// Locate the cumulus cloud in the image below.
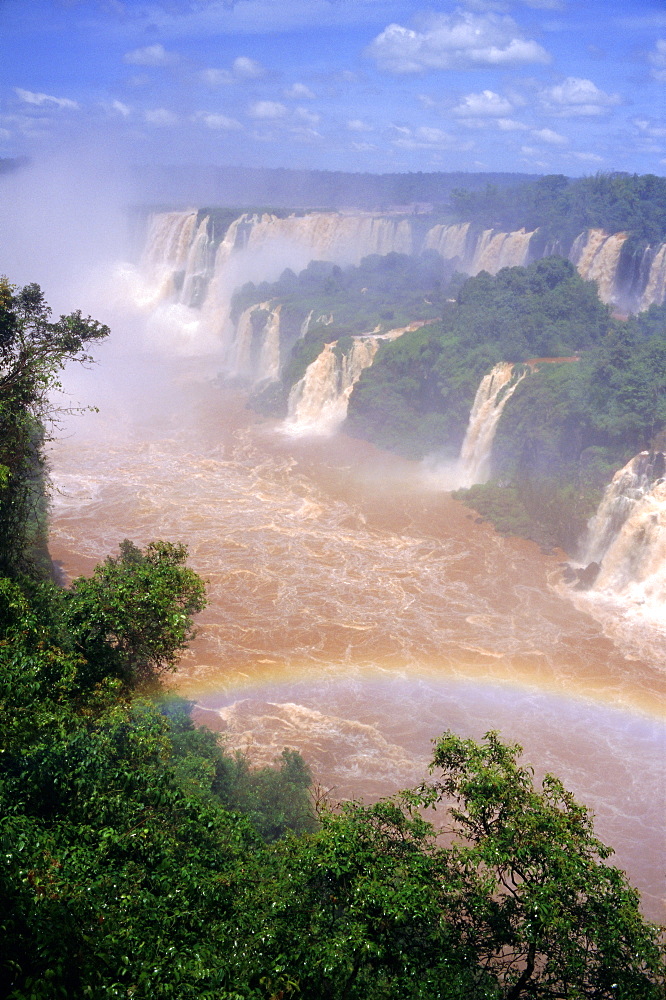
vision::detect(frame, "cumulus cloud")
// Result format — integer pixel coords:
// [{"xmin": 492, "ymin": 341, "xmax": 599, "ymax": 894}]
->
[
  {"xmin": 249, "ymin": 101, "xmax": 287, "ymax": 119},
  {"xmin": 453, "ymin": 89, "xmax": 513, "ymax": 116},
  {"xmin": 144, "ymin": 108, "xmax": 178, "ymax": 125},
  {"xmin": 295, "ymin": 107, "xmax": 320, "ymax": 125},
  {"xmin": 200, "ymin": 68, "xmax": 233, "ymax": 87},
  {"xmin": 634, "ymin": 117, "xmax": 666, "ymax": 138},
  {"xmin": 392, "ymin": 125, "xmax": 471, "ymax": 150},
  {"xmin": 532, "ymin": 127, "xmax": 568, "ymax": 145},
  {"xmin": 648, "ymin": 39, "xmax": 666, "ymax": 82},
  {"xmin": 111, "ymin": 100, "xmax": 131, "ymax": 117},
  {"xmin": 232, "ymin": 56, "xmax": 265, "ymax": 79},
  {"xmin": 285, "ymin": 83, "xmax": 315, "ymax": 99},
  {"xmin": 540, "ymin": 77, "xmax": 621, "ymax": 116},
  {"xmin": 497, "ymin": 118, "xmax": 528, "ymax": 130},
  {"xmin": 124, "ymin": 43, "xmax": 177, "ymax": 67},
  {"xmin": 193, "ymin": 111, "xmax": 242, "ymax": 130},
  {"xmin": 15, "ymin": 88, "xmax": 78, "ymax": 109},
  {"xmin": 571, "ymin": 151, "xmax": 604, "ymax": 163},
  {"xmin": 347, "ymin": 119, "xmax": 373, "ymax": 132},
  {"xmin": 366, "ymin": 12, "xmax": 550, "ymax": 73}
]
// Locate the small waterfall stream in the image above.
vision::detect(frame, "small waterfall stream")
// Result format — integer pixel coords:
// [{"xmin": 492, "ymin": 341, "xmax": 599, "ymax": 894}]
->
[{"xmin": 456, "ymin": 363, "xmax": 527, "ymax": 487}]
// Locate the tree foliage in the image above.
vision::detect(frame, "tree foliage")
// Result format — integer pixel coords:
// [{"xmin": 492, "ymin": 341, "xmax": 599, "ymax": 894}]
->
[
  {"xmin": 63, "ymin": 539, "xmax": 207, "ymax": 687},
  {"xmin": 450, "ymin": 172, "xmax": 666, "ymax": 248},
  {"xmin": 0, "ymin": 278, "xmax": 109, "ymax": 577}
]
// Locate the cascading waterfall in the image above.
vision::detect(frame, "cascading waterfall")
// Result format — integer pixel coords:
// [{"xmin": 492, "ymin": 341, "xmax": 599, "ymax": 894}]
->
[
  {"xmin": 422, "ymin": 223, "xmax": 472, "ymax": 263},
  {"xmin": 141, "ymin": 211, "xmax": 198, "ymax": 276},
  {"xmin": 284, "ymin": 321, "xmax": 429, "ymax": 436},
  {"xmin": 180, "ymin": 216, "xmax": 213, "ymax": 307},
  {"xmin": 457, "ymin": 363, "xmax": 527, "ymax": 487},
  {"xmin": 126, "ymin": 211, "xmax": 666, "ymax": 363},
  {"xmin": 569, "ymin": 229, "xmax": 629, "ymax": 307},
  {"xmin": 469, "ymin": 228, "xmax": 536, "ymax": 274},
  {"xmin": 578, "ymin": 452, "xmax": 666, "ymax": 612},
  {"xmin": 639, "ymin": 243, "xmax": 666, "ymax": 313},
  {"xmin": 227, "ymin": 301, "xmax": 282, "ymax": 381},
  {"xmin": 284, "ymin": 337, "xmax": 381, "ymax": 436}
]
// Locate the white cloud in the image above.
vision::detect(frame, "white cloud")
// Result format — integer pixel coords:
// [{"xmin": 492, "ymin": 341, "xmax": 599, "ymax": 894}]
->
[
  {"xmin": 532, "ymin": 127, "xmax": 568, "ymax": 145},
  {"xmin": 453, "ymin": 89, "xmax": 513, "ymax": 116},
  {"xmin": 497, "ymin": 118, "xmax": 528, "ymax": 130},
  {"xmin": 634, "ymin": 117, "xmax": 666, "ymax": 138},
  {"xmin": 111, "ymin": 100, "xmax": 131, "ymax": 117},
  {"xmin": 295, "ymin": 107, "xmax": 320, "ymax": 125},
  {"xmin": 285, "ymin": 83, "xmax": 315, "ymax": 100},
  {"xmin": 366, "ymin": 12, "xmax": 550, "ymax": 73},
  {"xmin": 392, "ymin": 125, "xmax": 471, "ymax": 150},
  {"xmin": 540, "ymin": 77, "xmax": 621, "ymax": 116},
  {"xmin": 571, "ymin": 151, "xmax": 604, "ymax": 163},
  {"xmin": 200, "ymin": 68, "xmax": 233, "ymax": 87},
  {"xmin": 193, "ymin": 111, "xmax": 242, "ymax": 130},
  {"xmin": 648, "ymin": 39, "xmax": 666, "ymax": 82},
  {"xmin": 15, "ymin": 88, "xmax": 78, "ymax": 110},
  {"xmin": 249, "ymin": 101, "xmax": 287, "ymax": 119},
  {"xmin": 144, "ymin": 108, "xmax": 178, "ymax": 126},
  {"xmin": 347, "ymin": 119, "xmax": 373, "ymax": 132},
  {"xmin": 124, "ymin": 43, "xmax": 177, "ymax": 67},
  {"xmin": 232, "ymin": 56, "xmax": 265, "ymax": 79}
]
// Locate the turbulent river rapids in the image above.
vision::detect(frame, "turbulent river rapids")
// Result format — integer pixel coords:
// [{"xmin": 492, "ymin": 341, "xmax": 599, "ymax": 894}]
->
[{"xmin": 49, "ymin": 352, "xmax": 664, "ymax": 920}]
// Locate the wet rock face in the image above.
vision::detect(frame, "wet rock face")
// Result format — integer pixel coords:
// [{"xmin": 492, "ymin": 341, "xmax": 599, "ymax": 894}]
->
[
  {"xmin": 561, "ymin": 561, "xmax": 601, "ymax": 589},
  {"xmin": 573, "ymin": 561, "xmax": 602, "ymax": 590}
]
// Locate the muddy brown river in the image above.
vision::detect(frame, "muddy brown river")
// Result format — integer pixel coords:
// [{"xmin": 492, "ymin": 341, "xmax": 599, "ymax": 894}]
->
[{"xmin": 49, "ymin": 353, "xmax": 665, "ymax": 920}]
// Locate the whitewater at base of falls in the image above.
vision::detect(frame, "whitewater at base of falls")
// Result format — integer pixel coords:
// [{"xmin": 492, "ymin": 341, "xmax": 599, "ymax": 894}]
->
[{"xmin": 560, "ymin": 451, "xmax": 666, "ymax": 669}]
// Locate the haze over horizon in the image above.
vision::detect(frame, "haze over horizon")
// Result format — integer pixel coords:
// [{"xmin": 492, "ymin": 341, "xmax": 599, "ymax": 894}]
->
[{"xmin": 1, "ymin": 0, "xmax": 665, "ymax": 178}]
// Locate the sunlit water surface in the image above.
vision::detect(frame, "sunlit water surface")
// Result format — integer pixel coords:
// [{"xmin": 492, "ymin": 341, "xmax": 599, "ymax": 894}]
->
[{"xmin": 49, "ymin": 355, "xmax": 665, "ymax": 920}]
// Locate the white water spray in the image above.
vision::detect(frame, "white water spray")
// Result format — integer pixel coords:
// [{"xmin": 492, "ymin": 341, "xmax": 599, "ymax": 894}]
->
[
  {"xmin": 580, "ymin": 452, "xmax": 666, "ymax": 614},
  {"xmin": 284, "ymin": 337, "xmax": 381, "ymax": 436},
  {"xmin": 456, "ymin": 363, "xmax": 527, "ymax": 487}
]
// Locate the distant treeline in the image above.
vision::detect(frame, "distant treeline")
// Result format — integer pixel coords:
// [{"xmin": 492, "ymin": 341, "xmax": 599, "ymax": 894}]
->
[
  {"xmin": 450, "ymin": 172, "xmax": 666, "ymax": 248},
  {"xmin": 132, "ymin": 164, "xmax": 541, "ymax": 210}
]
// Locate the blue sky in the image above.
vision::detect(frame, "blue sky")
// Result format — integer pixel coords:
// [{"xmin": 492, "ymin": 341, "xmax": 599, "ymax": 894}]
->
[{"xmin": 1, "ymin": 0, "xmax": 665, "ymax": 176}]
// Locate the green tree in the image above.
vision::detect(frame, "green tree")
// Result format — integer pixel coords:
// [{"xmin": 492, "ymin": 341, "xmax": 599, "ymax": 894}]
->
[
  {"xmin": 64, "ymin": 539, "xmax": 207, "ymax": 687},
  {"xmin": 417, "ymin": 731, "xmax": 665, "ymax": 999},
  {"xmin": 0, "ymin": 278, "xmax": 109, "ymax": 577}
]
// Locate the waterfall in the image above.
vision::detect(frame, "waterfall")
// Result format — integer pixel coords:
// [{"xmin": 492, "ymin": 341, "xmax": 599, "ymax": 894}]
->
[
  {"xmin": 129, "ymin": 212, "xmax": 666, "ymax": 363},
  {"xmin": 227, "ymin": 301, "xmax": 282, "ymax": 381},
  {"xmin": 422, "ymin": 223, "xmax": 472, "ymax": 263},
  {"xmin": 639, "ymin": 243, "xmax": 666, "ymax": 312},
  {"xmin": 422, "ymin": 224, "xmax": 536, "ymax": 276},
  {"xmin": 569, "ymin": 229, "xmax": 629, "ymax": 306},
  {"xmin": 284, "ymin": 337, "xmax": 381, "ymax": 436},
  {"xmin": 236, "ymin": 212, "xmax": 413, "ymax": 267},
  {"xmin": 141, "ymin": 211, "xmax": 198, "ymax": 274},
  {"xmin": 457, "ymin": 363, "xmax": 527, "ymax": 486},
  {"xmin": 579, "ymin": 452, "xmax": 666, "ymax": 610},
  {"xmin": 469, "ymin": 229, "xmax": 536, "ymax": 274},
  {"xmin": 180, "ymin": 215, "xmax": 212, "ymax": 307}
]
